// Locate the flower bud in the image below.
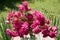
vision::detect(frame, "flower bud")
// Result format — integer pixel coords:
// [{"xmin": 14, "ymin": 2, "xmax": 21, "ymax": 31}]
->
[
  {"xmin": 22, "ymin": 1, "xmax": 28, "ymax": 7},
  {"xmin": 18, "ymin": 5, "xmax": 24, "ymax": 12},
  {"xmin": 26, "ymin": 14, "xmax": 33, "ymax": 21},
  {"xmin": 7, "ymin": 11, "xmax": 14, "ymax": 21},
  {"xmin": 6, "ymin": 29, "xmax": 12, "ymax": 36},
  {"xmin": 46, "ymin": 19, "xmax": 50, "ymax": 24},
  {"xmin": 14, "ymin": 11, "xmax": 21, "ymax": 18},
  {"xmin": 52, "ymin": 26, "xmax": 57, "ymax": 31}
]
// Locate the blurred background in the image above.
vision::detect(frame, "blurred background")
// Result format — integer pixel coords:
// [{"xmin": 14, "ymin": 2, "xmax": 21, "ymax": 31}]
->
[{"xmin": 0, "ymin": 0, "xmax": 60, "ymax": 40}]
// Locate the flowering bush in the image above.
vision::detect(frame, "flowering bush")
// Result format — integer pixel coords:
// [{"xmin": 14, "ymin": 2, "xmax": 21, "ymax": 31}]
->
[{"xmin": 6, "ymin": 1, "xmax": 57, "ymax": 38}]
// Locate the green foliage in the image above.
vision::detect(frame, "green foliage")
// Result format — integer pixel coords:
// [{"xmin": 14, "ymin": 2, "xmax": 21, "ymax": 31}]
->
[{"xmin": 0, "ymin": 17, "xmax": 11, "ymax": 40}]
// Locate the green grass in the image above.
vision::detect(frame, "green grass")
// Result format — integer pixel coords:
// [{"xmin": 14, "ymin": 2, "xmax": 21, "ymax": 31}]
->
[
  {"xmin": 0, "ymin": 17, "xmax": 12, "ymax": 40},
  {"xmin": 0, "ymin": 0, "xmax": 60, "ymax": 17}
]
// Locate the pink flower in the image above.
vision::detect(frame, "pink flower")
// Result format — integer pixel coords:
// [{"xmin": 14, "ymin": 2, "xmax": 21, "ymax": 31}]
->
[
  {"xmin": 18, "ymin": 32, "xmax": 24, "ymax": 37},
  {"xmin": 33, "ymin": 20, "xmax": 40, "ymax": 25},
  {"xmin": 6, "ymin": 29, "xmax": 12, "ymax": 36},
  {"xmin": 32, "ymin": 10, "xmax": 45, "ymax": 26},
  {"xmin": 38, "ymin": 14, "xmax": 45, "ymax": 26},
  {"xmin": 42, "ymin": 29, "xmax": 49, "ymax": 37},
  {"xmin": 44, "ymin": 25, "xmax": 49, "ymax": 30},
  {"xmin": 49, "ymin": 26, "xmax": 52, "ymax": 30},
  {"xmin": 52, "ymin": 26, "xmax": 57, "ymax": 31},
  {"xmin": 18, "ymin": 5, "xmax": 24, "ymax": 12},
  {"xmin": 39, "ymin": 18, "xmax": 45, "ymax": 26},
  {"xmin": 19, "ymin": 27, "xmax": 29, "ymax": 35},
  {"xmin": 32, "ymin": 10, "xmax": 40, "ymax": 16},
  {"xmin": 43, "ymin": 34, "xmax": 48, "ymax": 37},
  {"xmin": 30, "ymin": 23, "xmax": 37, "ymax": 29},
  {"xmin": 46, "ymin": 19, "xmax": 50, "ymax": 24},
  {"xmin": 22, "ymin": 1, "xmax": 30, "ymax": 12},
  {"xmin": 49, "ymin": 26, "xmax": 57, "ymax": 31},
  {"xmin": 22, "ymin": 21, "xmax": 29, "ymax": 28},
  {"xmin": 54, "ymin": 31, "xmax": 57, "ymax": 34},
  {"xmin": 30, "ymin": 20, "xmax": 40, "ymax": 29},
  {"xmin": 13, "ymin": 19, "xmax": 22, "ymax": 29},
  {"xmin": 24, "ymin": 6, "xmax": 29, "ymax": 12},
  {"xmin": 7, "ymin": 11, "xmax": 14, "ymax": 21},
  {"xmin": 22, "ymin": 1, "xmax": 28, "ymax": 7},
  {"xmin": 33, "ymin": 26, "xmax": 41, "ymax": 34},
  {"xmin": 26, "ymin": 14, "xmax": 33, "ymax": 21},
  {"xmin": 14, "ymin": 11, "xmax": 21, "ymax": 18},
  {"xmin": 49, "ymin": 32, "xmax": 56, "ymax": 38},
  {"xmin": 11, "ymin": 31, "xmax": 18, "ymax": 37}
]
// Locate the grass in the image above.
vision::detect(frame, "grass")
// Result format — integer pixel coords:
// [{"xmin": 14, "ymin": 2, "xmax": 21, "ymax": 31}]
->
[
  {"xmin": 0, "ymin": 0, "xmax": 60, "ymax": 40},
  {"xmin": 0, "ymin": 0, "xmax": 60, "ymax": 17},
  {"xmin": 0, "ymin": 17, "xmax": 12, "ymax": 40}
]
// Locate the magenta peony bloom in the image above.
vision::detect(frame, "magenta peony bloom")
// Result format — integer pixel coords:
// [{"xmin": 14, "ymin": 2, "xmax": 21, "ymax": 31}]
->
[
  {"xmin": 11, "ymin": 31, "xmax": 18, "ymax": 37},
  {"xmin": 32, "ymin": 26, "xmax": 41, "ymax": 34},
  {"xmin": 33, "ymin": 10, "xmax": 45, "ymax": 26},
  {"xmin": 30, "ymin": 23, "xmax": 37, "ymax": 29},
  {"xmin": 14, "ymin": 11, "xmax": 21, "ymax": 18},
  {"xmin": 39, "ymin": 15, "xmax": 45, "ymax": 26},
  {"xmin": 24, "ymin": 6, "xmax": 29, "ymax": 12},
  {"xmin": 49, "ymin": 26, "xmax": 57, "ymax": 31},
  {"xmin": 19, "ymin": 26, "xmax": 29, "ymax": 35},
  {"xmin": 30, "ymin": 20, "xmax": 40, "ymax": 29},
  {"xmin": 13, "ymin": 19, "xmax": 22, "ymax": 29},
  {"xmin": 44, "ymin": 25, "xmax": 49, "ymax": 30},
  {"xmin": 46, "ymin": 19, "xmax": 50, "ymax": 24},
  {"xmin": 22, "ymin": 21, "xmax": 29, "ymax": 28},
  {"xmin": 18, "ymin": 32, "xmax": 24, "ymax": 37},
  {"xmin": 18, "ymin": 5, "xmax": 24, "ymax": 12},
  {"xmin": 22, "ymin": 1, "xmax": 28, "ymax": 7},
  {"xmin": 6, "ymin": 29, "xmax": 12, "ymax": 36},
  {"xmin": 49, "ymin": 26, "xmax": 52, "ymax": 30},
  {"xmin": 32, "ymin": 10, "xmax": 39, "ymax": 16},
  {"xmin": 49, "ymin": 32, "xmax": 56, "ymax": 38},
  {"xmin": 42, "ymin": 29, "xmax": 49, "ymax": 37},
  {"xmin": 33, "ymin": 20, "xmax": 40, "ymax": 25},
  {"xmin": 52, "ymin": 26, "xmax": 57, "ymax": 31},
  {"xmin": 26, "ymin": 14, "xmax": 33, "ymax": 21},
  {"xmin": 32, "ymin": 10, "xmax": 41, "ymax": 18},
  {"xmin": 7, "ymin": 11, "xmax": 14, "ymax": 21}
]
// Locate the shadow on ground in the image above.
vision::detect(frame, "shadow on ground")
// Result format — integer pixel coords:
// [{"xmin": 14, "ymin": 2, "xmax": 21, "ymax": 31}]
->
[{"xmin": 0, "ymin": 0, "xmax": 25, "ymax": 12}]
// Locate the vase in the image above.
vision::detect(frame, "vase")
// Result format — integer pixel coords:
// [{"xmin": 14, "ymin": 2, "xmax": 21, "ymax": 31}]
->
[
  {"xmin": 11, "ymin": 34, "xmax": 36, "ymax": 40},
  {"xmin": 11, "ymin": 33, "xmax": 56, "ymax": 40},
  {"xmin": 11, "ymin": 36, "xmax": 36, "ymax": 40}
]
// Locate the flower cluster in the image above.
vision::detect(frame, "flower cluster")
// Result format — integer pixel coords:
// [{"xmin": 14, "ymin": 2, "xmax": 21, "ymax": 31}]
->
[{"xmin": 6, "ymin": 1, "xmax": 57, "ymax": 38}]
